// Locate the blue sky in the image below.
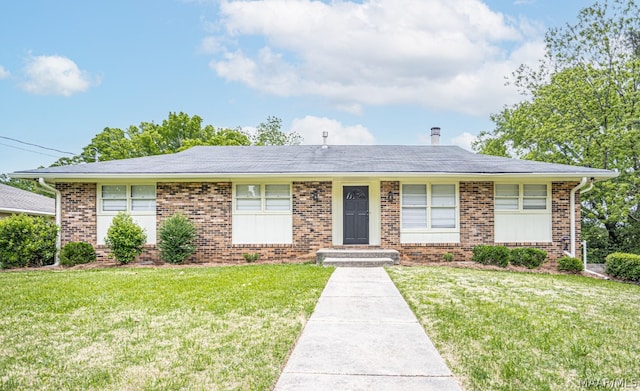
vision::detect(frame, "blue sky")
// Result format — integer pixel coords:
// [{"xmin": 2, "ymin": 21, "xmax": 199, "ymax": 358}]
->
[{"xmin": 0, "ymin": 0, "xmax": 588, "ymax": 175}]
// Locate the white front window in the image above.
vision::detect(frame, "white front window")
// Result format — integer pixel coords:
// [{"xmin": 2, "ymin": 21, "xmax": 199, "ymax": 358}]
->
[
  {"xmin": 400, "ymin": 183, "xmax": 459, "ymax": 244},
  {"xmin": 233, "ymin": 183, "xmax": 293, "ymax": 244},
  {"xmin": 265, "ymin": 184, "xmax": 291, "ymax": 211},
  {"xmin": 235, "ymin": 184, "xmax": 291, "ymax": 212},
  {"xmin": 236, "ymin": 184, "xmax": 262, "ymax": 211},
  {"xmin": 100, "ymin": 184, "xmax": 156, "ymax": 214},
  {"xmin": 97, "ymin": 184, "xmax": 156, "ymax": 245},
  {"xmin": 101, "ymin": 185, "xmax": 127, "ymax": 212},
  {"xmin": 131, "ymin": 185, "xmax": 156, "ymax": 212},
  {"xmin": 401, "ymin": 184, "xmax": 457, "ymax": 229},
  {"xmin": 494, "ymin": 183, "xmax": 551, "ymax": 243},
  {"xmin": 495, "ymin": 184, "xmax": 548, "ymax": 211},
  {"xmin": 401, "ymin": 184, "xmax": 427, "ymax": 228}
]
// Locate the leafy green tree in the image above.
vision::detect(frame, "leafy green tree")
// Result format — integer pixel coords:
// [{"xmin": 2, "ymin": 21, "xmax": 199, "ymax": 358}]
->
[
  {"xmin": 475, "ymin": 0, "xmax": 640, "ymax": 260},
  {"xmin": 53, "ymin": 112, "xmax": 251, "ymax": 165},
  {"xmin": 50, "ymin": 113, "xmax": 303, "ymax": 167},
  {"xmin": 251, "ymin": 116, "xmax": 302, "ymax": 146}
]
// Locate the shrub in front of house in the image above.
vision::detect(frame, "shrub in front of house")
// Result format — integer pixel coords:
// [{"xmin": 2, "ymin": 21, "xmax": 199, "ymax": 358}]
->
[
  {"xmin": 605, "ymin": 252, "xmax": 640, "ymax": 282},
  {"xmin": 472, "ymin": 245, "xmax": 510, "ymax": 267},
  {"xmin": 243, "ymin": 253, "xmax": 260, "ymax": 263},
  {"xmin": 60, "ymin": 242, "xmax": 97, "ymax": 267},
  {"xmin": 557, "ymin": 256, "xmax": 583, "ymax": 273},
  {"xmin": 442, "ymin": 252, "xmax": 454, "ymax": 262},
  {"xmin": 158, "ymin": 213, "xmax": 197, "ymax": 264},
  {"xmin": 0, "ymin": 214, "xmax": 58, "ymax": 269},
  {"xmin": 105, "ymin": 212, "xmax": 147, "ymax": 264},
  {"xmin": 510, "ymin": 248, "xmax": 548, "ymax": 269}
]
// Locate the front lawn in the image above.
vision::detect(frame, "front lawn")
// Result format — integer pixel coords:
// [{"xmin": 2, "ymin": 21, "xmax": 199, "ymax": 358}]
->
[
  {"xmin": 0, "ymin": 265, "xmax": 333, "ymax": 391},
  {"xmin": 388, "ymin": 267, "xmax": 640, "ymax": 391}
]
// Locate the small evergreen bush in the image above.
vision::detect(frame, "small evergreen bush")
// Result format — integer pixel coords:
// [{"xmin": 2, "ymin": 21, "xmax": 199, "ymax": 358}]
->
[
  {"xmin": 510, "ymin": 248, "xmax": 548, "ymax": 269},
  {"xmin": 158, "ymin": 213, "xmax": 197, "ymax": 264},
  {"xmin": 243, "ymin": 253, "xmax": 260, "ymax": 263},
  {"xmin": 60, "ymin": 242, "xmax": 96, "ymax": 266},
  {"xmin": 557, "ymin": 256, "xmax": 583, "ymax": 273},
  {"xmin": 605, "ymin": 252, "xmax": 640, "ymax": 282},
  {"xmin": 472, "ymin": 245, "xmax": 510, "ymax": 267},
  {"xmin": 0, "ymin": 214, "xmax": 58, "ymax": 268},
  {"xmin": 442, "ymin": 252, "xmax": 454, "ymax": 262},
  {"xmin": 105, "ymin": 212, "xmax": 147, "ymax": 264}
]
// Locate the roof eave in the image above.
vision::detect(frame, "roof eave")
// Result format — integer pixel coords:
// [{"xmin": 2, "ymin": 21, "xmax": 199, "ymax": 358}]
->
[
  {"xmin": 0, "ymin": 207, "xmax": 55, "ymax": 216},
  {"xmin": 11, "ymin": 171, "xmax": 618, "ymax": 182}
]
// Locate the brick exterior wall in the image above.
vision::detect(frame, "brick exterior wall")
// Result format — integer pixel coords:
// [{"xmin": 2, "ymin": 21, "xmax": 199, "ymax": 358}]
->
[
  {"xmin": 380, "ymin": 181, "xmax": 400, "ymax": 248},
  {"xmin": 58, "ymin": 183, "xmax": 97, "ymax": 246},
  {"xmin": 392, "ymin": 181, "xmax": 496, "ymax": 262},
  {"xmin": 55, "ymin": 179, "xmax": 581, "ymax": 264},
  {"xmin": 155, "ymin": 181, "xmax": 332, "ymax": 263},
  {"xmin": 553, "ymin": 181, "xmax": 581, "ymax": 259},
  {"xmin": 393, "ymin": 181, "xmax": 581, "ymax": 262},
  {"xmin": 291, "ymin": 181, "xmax": 333, "ymax": 257},
  {"xmin": 156, "ymin": 182, "xmax": 233, "ymax": 263}
]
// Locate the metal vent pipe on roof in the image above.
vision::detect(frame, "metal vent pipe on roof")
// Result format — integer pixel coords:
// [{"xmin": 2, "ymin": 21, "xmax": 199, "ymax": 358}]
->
[
  {"xmin": 430, "ymin": 127, "xmax": 441, "ymax": 145},
  {"xmin": 322, "ymin": 131, "xmax": 329, "ymax": 149}
]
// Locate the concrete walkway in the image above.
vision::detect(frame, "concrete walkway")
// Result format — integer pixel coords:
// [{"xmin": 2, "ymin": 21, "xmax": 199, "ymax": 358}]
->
[{"xmin": 273, "ymin": 267, "xmax": 462, "ymax": 391}]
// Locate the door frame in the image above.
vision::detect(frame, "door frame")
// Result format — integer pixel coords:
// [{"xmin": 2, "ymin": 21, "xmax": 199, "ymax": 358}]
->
[{"xmin": 331, "ymin": 180, "xmax": 381, "ymax": 246}]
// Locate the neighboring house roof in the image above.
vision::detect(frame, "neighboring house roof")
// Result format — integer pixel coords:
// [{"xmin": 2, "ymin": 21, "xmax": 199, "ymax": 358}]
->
[
  {"xmin": 11, "ymin": 145, "xmax": 616, "ymax": 180},
  {"xmin": 0, "ymin": 184, "xmax": 55, "ymax": 216}
]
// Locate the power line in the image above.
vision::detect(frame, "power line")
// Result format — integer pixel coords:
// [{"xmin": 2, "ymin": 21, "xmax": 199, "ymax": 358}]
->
[
  {"xmin": 0, "ymin": 135, "xmax": 75, "ymax": 155},
  {"xmin": 0, "ymin": 141, "xmax": 63, "ymax": 159}
]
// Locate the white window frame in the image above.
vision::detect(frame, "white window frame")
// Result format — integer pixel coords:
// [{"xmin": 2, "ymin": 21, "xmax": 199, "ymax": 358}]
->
[
  {"xmin": 98, "ymin": 184, "xmax": 156, "ymax": 215},
  {"xmin": 400, "ymin": 183, "xmax": 459, "ymax": 231},
  {"xmin": 495, "ymin": 183, "xmax": 550, "ymax": 213},
  {"xmin": 233, "ymin": 183, "xmax": 292, "ymax": 214}
]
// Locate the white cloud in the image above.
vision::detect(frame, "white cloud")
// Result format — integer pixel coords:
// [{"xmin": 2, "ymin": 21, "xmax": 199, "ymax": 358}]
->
[
  {"xmin": 199, "ymin": 36, "xmax": 225, "ymax": 54},
  {"xmin": 292, "ymin": 116, "xmax": 375, "ymax": 145},
  {"xmin": 451, "ymin": 132, "xmax": 477, "ymax": 151},
  {"xmin": 0, "ymin": 65, "xmax": 10, "ymax": 79},
  {"xmin": 21, "ymin": 55, "xmax": 98, "ymax": 96},
  {"xmin": 206, "ymin": 0, "xmax": 545, "ymax": 117}
]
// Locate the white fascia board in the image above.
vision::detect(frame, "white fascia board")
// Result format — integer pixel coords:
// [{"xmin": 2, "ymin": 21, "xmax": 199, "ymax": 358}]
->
[
  {"xmin": 0, "ymin": 207, "xmax": 55, "ymax": 216},
  {"xmin": 11, "ymin": 171, "xmax": 618, "ymax": 182}
]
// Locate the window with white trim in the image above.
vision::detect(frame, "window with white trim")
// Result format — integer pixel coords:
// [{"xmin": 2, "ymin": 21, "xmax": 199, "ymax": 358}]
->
[
  {"xmin": 100, "ymin": 185, "xmax": 156, "ymax": 213},
  {"xmin": 235, "ymin": 184, "xmax": 291, "ymax": 212},
  {"xmin": 401, "ymin": 184, "xmax": 457, "ymax": 229},
  {"xmin": 495, "ymin": 184, "xmax": 548, "ymax": 211}
]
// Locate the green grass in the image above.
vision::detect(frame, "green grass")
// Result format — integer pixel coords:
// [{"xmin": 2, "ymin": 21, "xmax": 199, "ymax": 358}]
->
[
  {"xmin": 388, "ymin": 267, "xmax": 640, "ymax": 391},
  {"xmin": 0, "ymin": 264, "xmax": 333, "ymax": 391}
]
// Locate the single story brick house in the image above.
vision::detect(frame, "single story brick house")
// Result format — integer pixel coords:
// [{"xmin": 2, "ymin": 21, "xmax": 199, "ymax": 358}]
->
[{"xmin": 12, "ymin": 139, "xmax": 616, "ymax": 264}]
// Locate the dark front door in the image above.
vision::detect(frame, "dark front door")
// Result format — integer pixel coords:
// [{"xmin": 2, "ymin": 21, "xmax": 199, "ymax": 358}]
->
[{"xmin": 343, "ymin": 186, "xmax": 369, "ymax": 244}]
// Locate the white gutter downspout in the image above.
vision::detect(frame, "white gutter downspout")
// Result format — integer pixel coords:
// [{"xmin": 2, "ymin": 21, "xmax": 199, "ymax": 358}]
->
[
  {"xmin": 565, "ymin": 177, "xmax": 589, "ymax": 259},
  {"xmin": 564, "ymin": 178, "xmax": 609, "ymax": 279},
  {"xmin": 37, "ymin": 178, "xmax": 62, "ymax": 266},
  {"xmin": 579, "ymin": 182, "xmax": 609, "ymax": 279}
]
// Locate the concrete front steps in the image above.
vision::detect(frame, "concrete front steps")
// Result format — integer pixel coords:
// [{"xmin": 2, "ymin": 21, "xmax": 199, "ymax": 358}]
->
[{"xmin": 316, "ymin": 248, "xmax": 400, "ymax": 267}]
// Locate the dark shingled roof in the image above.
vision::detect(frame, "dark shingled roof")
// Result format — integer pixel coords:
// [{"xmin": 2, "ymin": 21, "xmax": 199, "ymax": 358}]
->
[
  {"xmin": 11, "ymin": 145, "xmax": 616, "ymax": 179},
  {"xmin": 0, "ymin": 184, "xmax": 55, "ymax": 216}
]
